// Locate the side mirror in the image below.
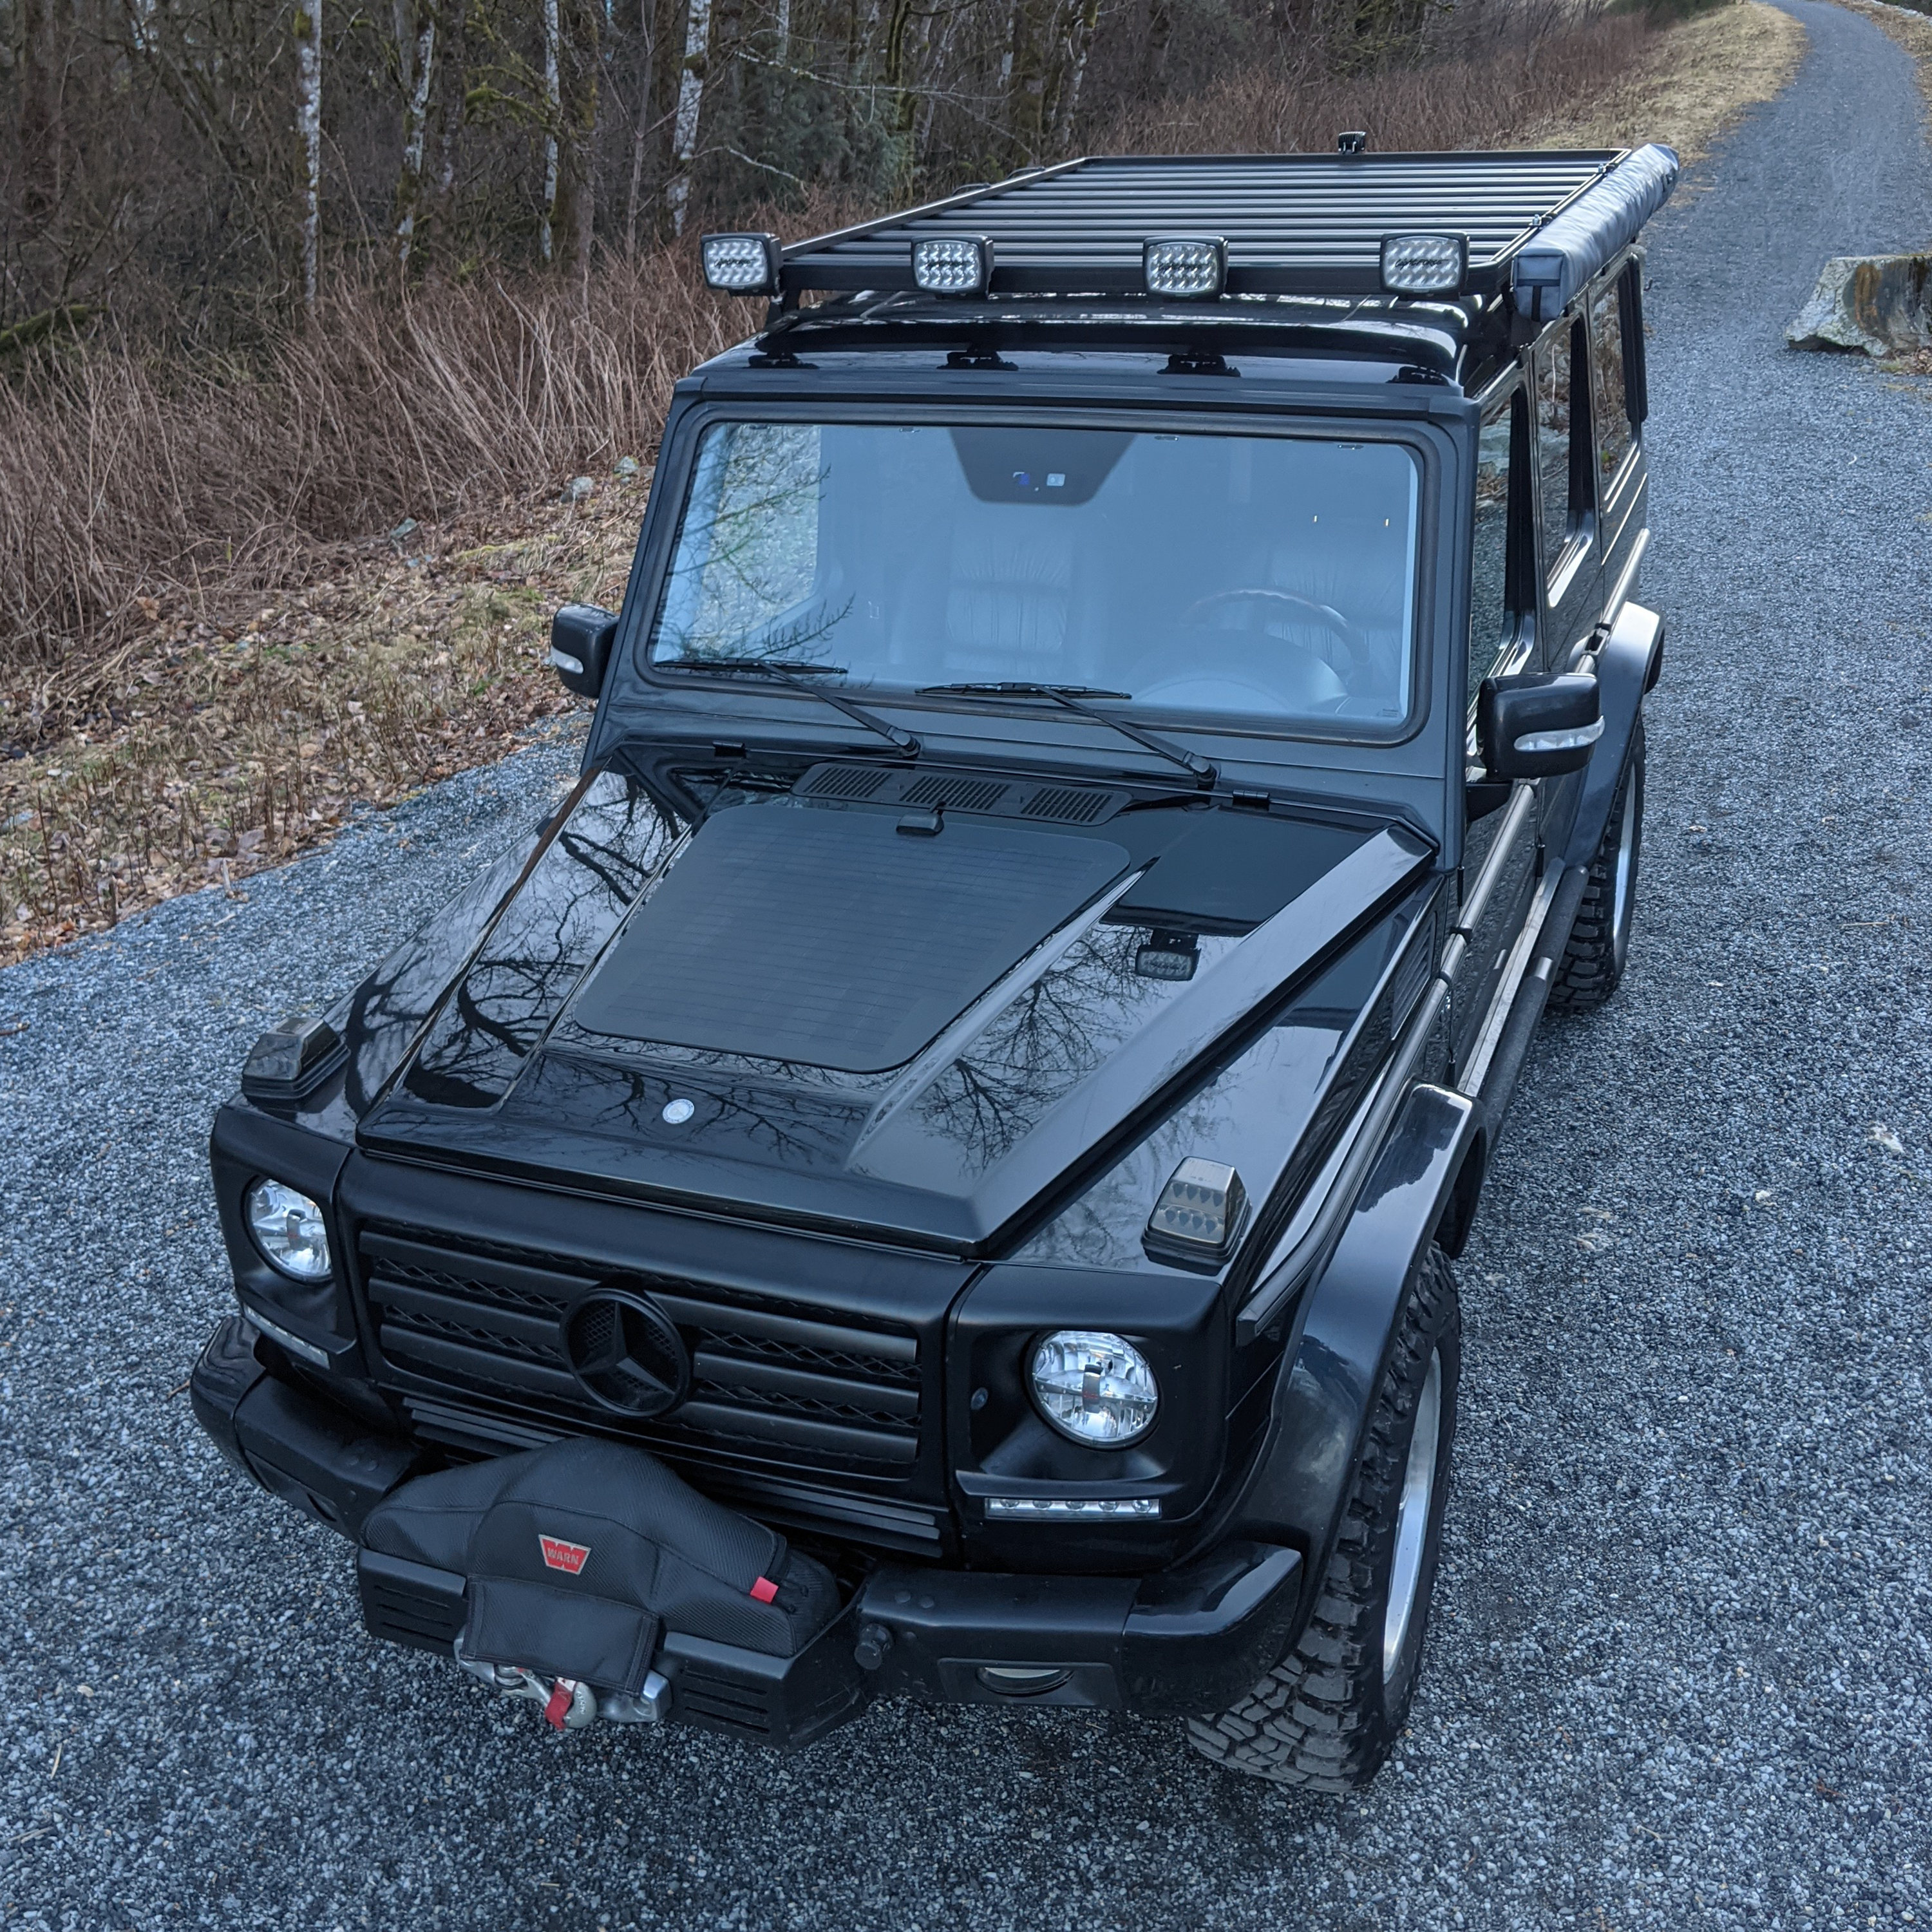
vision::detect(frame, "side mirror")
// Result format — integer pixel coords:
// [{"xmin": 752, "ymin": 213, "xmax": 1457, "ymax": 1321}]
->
[
  {"xmin": 549, "ymin": 603, "xmax": 620, "ymax": 701},
  {"xmin": 1478, "ymin": 671, "xmax": 1602, "ymax": 779}
]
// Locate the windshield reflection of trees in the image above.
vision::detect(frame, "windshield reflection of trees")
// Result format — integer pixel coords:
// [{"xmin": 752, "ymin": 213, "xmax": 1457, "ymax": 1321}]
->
[{"xmin": 401, "ymin": 773, "xmax": 682, "ymax": 1108}]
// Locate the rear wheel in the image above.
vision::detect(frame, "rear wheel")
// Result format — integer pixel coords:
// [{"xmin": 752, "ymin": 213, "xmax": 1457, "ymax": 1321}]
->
[
  {"xmin": 1548, "ymin": 715, "xmax": 1645, "ymax": 1011},
  {"xmin": 1186, "ymin": 1247, "xmax": 1460, "ymax": 1792}
]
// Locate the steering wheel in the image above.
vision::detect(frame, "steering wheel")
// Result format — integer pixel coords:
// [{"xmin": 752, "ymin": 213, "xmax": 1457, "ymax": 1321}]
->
[
  {"xmin": 1178, "ymin": 587, "xmax": 1368, "ymax": 667},
  {"xmin": 1130, "ymin": 587, "xmax": 1362, "ymax": 714}
]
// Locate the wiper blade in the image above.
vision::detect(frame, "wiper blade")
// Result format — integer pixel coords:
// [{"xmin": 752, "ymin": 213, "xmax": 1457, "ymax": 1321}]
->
[
  {"xmin": 918, "ymin": 681, "xmax": 1216, "ymax": 788},
  {"xmin": 659, "ymin": 659, "xmax": 919, "ymax": 755}
]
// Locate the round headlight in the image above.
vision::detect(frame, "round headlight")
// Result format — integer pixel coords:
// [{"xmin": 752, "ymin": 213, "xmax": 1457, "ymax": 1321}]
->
[
  {"xmin": 1027, "ymin": 1331, "xmax": 1159, "ymax": 1448},
  {"xmin": 245, "ymin": 1178, "xmax": 332, "ymax": 1282}
]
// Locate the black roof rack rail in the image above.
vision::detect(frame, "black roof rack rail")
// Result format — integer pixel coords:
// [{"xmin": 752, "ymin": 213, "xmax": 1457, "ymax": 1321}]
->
[{"xmin": 771, "ymin": 151, "xmax": 1631, "ymax": 302}]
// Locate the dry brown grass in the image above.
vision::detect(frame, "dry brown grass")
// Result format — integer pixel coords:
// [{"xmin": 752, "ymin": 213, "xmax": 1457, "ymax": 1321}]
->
[
  {"xmin": 1521, "ymin": 0, "xmax": 1805, "ymax": 156},
  {"xmin": 0, "ymin": 489, "xmax": 638, "ymax": 960},
  {"xmin": 0, "ymin": 3, "xmax": 1807, "ymax": 963}
]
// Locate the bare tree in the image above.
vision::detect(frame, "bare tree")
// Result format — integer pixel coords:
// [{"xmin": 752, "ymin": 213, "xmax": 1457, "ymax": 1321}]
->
[
  {"xmin": 665, "ymin": 0, "xmax": 712, "ymax": 236},
  {"xmin": 393, "ymin": 0, "xmax": 439, "ymax": 265},
  {"xmin": 296, "ymin": 0, "xmax": 323, "ymax": 310},
  {"xmin": 553, "ymin": 0, "xmax": 601, "ymax": 270}
]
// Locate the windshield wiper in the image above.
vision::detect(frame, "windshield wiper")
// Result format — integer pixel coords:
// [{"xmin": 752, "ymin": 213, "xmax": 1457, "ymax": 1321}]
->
[
  {"xmin": 918, "ymin": 681, "xmax": 1216, "ymax": 788},
  {"xmin": 658, "ymin": 659, "xmax": 919, "ymax": 756}
]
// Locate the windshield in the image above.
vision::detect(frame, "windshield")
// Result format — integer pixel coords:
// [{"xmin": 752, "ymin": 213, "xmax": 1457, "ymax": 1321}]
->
[{"xmin": 647, "ymin": 420, "xmax": 1422, "ymax": 734}]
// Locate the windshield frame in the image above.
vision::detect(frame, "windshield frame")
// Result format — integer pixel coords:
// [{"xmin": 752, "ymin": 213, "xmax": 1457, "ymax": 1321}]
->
[{"xmin": 629, "ymin": 399, "xmax": 1444, "ymax": 753}]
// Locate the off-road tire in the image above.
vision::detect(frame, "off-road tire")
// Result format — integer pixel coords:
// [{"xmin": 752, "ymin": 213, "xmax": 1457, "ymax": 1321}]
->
[
  {"xmin": 1186, "ymin": 1246, "xmax": 1460, "ymax": 1793},
  {"xmin": 1548, "ymin": 715, "xmax": 1645, "ymax": 1011}
]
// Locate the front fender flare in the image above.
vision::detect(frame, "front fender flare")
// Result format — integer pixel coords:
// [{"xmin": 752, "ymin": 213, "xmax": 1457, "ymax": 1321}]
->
[
  {"xmin": 1232, "ymin": 1082, "xmax": 1479, "ymax": 1618},
  {"xmin": 1566, "ymin": 601, "xmax": 1663, "ymax": 871}
]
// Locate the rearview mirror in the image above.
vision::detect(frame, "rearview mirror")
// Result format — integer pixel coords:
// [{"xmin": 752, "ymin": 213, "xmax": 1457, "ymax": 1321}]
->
[
  {"xmin": 1478, "ymin": 671, "xmax": 1602, "ymax": 779},
  {"xmin": 549, "ymin": 603, "xmax": 620, "ymax": 701}
]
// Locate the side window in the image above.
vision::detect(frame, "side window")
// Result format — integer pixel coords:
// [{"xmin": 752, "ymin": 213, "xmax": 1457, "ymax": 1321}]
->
[
  {"xmin": 1535, "ymin": 327, "xmax": 1575, "ymax": 554},
  {"xmin": 1468, "ymin": 391, "xmax": 1520, "ymax": 715},
  {"xmin": 1591, "ymin": 276, "xmax": 1636, "ymax": 482}
]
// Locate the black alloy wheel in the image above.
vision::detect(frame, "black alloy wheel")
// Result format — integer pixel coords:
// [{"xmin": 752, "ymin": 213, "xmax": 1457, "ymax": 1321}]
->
[{"xmin": 1187, "ymin": 1245, "xmax": 1461, "ymax": 1792}]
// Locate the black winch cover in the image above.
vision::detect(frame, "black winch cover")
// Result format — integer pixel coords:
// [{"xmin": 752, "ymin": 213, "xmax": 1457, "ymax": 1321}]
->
[{"xmin": 359, "ymin": 1438, "xmax": 840, "ymax": 1691}]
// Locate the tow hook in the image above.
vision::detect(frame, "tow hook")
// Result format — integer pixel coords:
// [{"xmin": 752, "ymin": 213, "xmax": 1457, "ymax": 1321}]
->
[{"xmin": 453, "ymin": 1636, "xmax": 669, "ymax": 1729}]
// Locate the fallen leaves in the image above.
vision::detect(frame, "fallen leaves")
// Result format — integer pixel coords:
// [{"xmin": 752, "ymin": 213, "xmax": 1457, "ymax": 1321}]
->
[{"xmin": 1, "ymin": 484, "xmax": 641, "ymax": 963}]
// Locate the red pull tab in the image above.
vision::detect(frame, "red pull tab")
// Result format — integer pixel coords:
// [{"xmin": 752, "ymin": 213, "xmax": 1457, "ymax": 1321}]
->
[
  {"xmin": 750, "ymin": 1575, "xmax": 779, "ymax": 1604},
  {"xmin": 543, "ymin": 1679, "xmax": 576, "ymax": 1730}
]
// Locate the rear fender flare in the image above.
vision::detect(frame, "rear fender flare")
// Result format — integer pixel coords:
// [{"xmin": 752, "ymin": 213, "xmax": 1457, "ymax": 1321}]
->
[{"xmin": 1233, "ymin": 1083, "xmax": 1479, "ymax": 1631}]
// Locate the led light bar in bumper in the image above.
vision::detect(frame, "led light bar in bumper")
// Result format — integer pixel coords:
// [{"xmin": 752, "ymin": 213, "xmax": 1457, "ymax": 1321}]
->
[
  {"xmin": 700, "ymin": 231, "xmax": 783, "ymax": 294},
  {"xmin": 913, "ymin": 234, "xmax": 994, "ymax": 295},
  {"xmin": 985, "ymin": 1497, "xmax": 1162, "ymax": 1520}
]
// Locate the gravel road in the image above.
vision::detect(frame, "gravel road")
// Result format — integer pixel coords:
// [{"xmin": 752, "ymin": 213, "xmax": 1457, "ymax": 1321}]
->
[{"xmin": 5, "ymin": 7, "xmax": 1931, "ymax": 1926}]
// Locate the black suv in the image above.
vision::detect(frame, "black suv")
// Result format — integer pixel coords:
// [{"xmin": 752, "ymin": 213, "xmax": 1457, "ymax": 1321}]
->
[{"xmin": 191, "ymin": 143, "xmax": 1674, "ymax": 1790}]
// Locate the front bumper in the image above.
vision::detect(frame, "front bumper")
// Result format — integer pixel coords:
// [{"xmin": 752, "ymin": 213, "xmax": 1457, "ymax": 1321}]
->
[{"xmin": 193, "ymin": 1316, "xmax": 1302, "ymax": 1747}]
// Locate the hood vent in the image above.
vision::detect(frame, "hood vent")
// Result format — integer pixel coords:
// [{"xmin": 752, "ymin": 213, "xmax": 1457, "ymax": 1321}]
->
[
  {"xmin": 1020, "ymin": 784, "xmax": 1112, "ymax": 825},
  {"xmin": 903, "ymin": 774, "xmax": 1011, "ymax": 813},
  {"xmin": 795, "ymin": 762, "xmax": 1127, "ymax": 825},
  {"xmin": 801, "ymin": 763, "xmax": 893, "ymax": 800}
]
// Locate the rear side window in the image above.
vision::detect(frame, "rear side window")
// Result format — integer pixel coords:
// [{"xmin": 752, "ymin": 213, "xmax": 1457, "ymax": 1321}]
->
[
  {"xmin": 1468, "ymin": 391, "xmax": 1522, "ymax": 714},
  {"xmin": 1590, "ymin": 278, "xmax": 1636, "ymax": 482},
  {"xmin": 1535, "ymin": 326, "xmax": 1577, "ymax": 549}
]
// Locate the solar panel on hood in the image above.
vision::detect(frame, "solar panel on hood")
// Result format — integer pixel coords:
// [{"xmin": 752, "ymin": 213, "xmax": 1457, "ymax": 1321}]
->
[{"xmin": 570, "ymin": 805, "xmax": 1130, "ymax": 1074}]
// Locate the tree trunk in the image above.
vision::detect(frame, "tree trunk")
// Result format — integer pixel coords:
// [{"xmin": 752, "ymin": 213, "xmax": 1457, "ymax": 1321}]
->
[
  {"xmin": 1006, "ymin": 0, "xmax": 1053, "ymax": 166},
  {"xmin": 541, "ymin": 0, "xmax": 561, "ymax": 262},
  {"xmin": 553, "ymin": 0, "xmax": 600, "ymax": 270},
  {"xmin": 20, "ymin": 0, "xmax": 59, "ymax": 226},
  {"xmin": 625, "ymin": 0, "xmax": 657, "ymax": 259},
  {"xmin": 296, "ymin": 0, "xmax": 324, "ymax": 310},
  {"xmin": 429, "ymin": 0, "xmax": 469, "ymax": 242},
  {"xmin": 1050, "ymin": 0, "xmax": 1101, "ymax": 150},
  {"xmin": 1141, "ymin": 0, "xmax": 1172, "ymax": 96},
  {"xmin": 393, "ymin": 3, "xmax": 437, "ymax": 265},
  {"xmin": 665, "ymin": 0, "xmax": 712, "ymax": 237}
]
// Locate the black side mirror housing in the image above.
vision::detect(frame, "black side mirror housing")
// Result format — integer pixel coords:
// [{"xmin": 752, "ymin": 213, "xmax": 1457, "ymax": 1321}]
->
[
  {"xmin": 549, "ymin": 603, "xmax": 620, "ymax": 701},
  {"xmin": 1478, "ymin": 671, "xmax": 1602, "ymax": 779}
]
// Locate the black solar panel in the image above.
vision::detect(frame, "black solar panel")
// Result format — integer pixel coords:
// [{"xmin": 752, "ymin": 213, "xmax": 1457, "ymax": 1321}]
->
[{"xmin": 778, "ymin": 151, "xmax": 1623, "ymax": 300}]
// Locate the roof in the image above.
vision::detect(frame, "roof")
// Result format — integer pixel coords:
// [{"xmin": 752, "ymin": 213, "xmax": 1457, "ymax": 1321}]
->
[{"xmin": 777, "ymin": 150, "xmax": 1633, "ymax": 301}]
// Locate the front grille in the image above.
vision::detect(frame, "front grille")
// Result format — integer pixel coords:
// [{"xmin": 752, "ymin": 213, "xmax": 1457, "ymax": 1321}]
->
[{"xmin": 358, "ymin": 1228, "xmax": 922, "ymax": 1474}]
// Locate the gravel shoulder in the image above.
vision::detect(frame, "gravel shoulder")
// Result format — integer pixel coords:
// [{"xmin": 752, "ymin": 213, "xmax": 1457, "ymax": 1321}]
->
[{"xmin": 5, "ymin": 6, "xmax": 1932, "ymax": 1927}]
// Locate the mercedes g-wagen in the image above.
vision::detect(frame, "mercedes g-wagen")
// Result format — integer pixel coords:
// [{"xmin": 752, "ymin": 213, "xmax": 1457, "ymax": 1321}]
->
[{"xmin": 191, "ymin": 142, "xmax": 1674, "ymax": 1788}]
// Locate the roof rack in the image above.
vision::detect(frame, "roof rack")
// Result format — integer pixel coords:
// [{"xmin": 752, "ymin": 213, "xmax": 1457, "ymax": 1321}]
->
[{"xmin": 708, "ymin": 146, "xmax": 1679, "ymax": 310}]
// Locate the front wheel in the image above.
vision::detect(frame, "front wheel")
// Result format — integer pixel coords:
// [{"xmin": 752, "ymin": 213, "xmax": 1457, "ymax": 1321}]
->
[{"xmin": 1186, "ymin": 1247, "xmax": 1461, "ymax": 1792}]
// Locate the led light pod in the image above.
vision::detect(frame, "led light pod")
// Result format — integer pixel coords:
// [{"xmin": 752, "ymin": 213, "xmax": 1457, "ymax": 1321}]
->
[
  {"xmin": 1143, "ymin": 236, "xmax": 1227, "ymax": 299},
  {"xmin": 1028, "ymin": 1331, "xmax": 1159, "ymax": 1448},
  {"xmin": 912, "ymin": 234, "xmax": 994, "ymax": 295},
  {"xmin": 1380, "ymin": 232, "xmax": 1469, "ymax": 297},
  {"xmin": 699, "ymin": 231, "xmax": 783, "ymax": 294},
  {"xmin": 1144, "ymin": 1156, "xmax": 1249, "ymax": 1267}
]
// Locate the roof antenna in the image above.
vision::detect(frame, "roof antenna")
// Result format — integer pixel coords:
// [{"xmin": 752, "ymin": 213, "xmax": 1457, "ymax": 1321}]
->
[{"xmin": 1337, "ymin": 130, "xmax": 1368, "ymax": 155}]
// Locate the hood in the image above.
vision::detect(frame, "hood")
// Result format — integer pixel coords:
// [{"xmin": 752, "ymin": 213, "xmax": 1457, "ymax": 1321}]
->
[{"xmin": 355, "ymin": 767, "xmax": 1433, "ymax": 1255}]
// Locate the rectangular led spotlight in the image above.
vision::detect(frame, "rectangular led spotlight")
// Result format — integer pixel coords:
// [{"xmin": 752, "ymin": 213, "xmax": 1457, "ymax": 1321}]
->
[
  {"xmin": 912, "ymin": 234, "xmax": 994, "ymax": 295},
  {"xmin": 699, "ymin": 231, "xmax": 783, "ymax": 295},
  {"xmin": 1379, "ymin": 232, "xmax": 1469, "ymax": 298},
  {"xmin": 1143, "ymin": 236, "xmax": 1227, "ymax": 299}
]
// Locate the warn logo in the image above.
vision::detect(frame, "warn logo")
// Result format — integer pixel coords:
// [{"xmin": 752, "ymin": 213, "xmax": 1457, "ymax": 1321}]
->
[{"xmin": 538, "ymin": 1535, "xmax": 591, "ymax": 1576}]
